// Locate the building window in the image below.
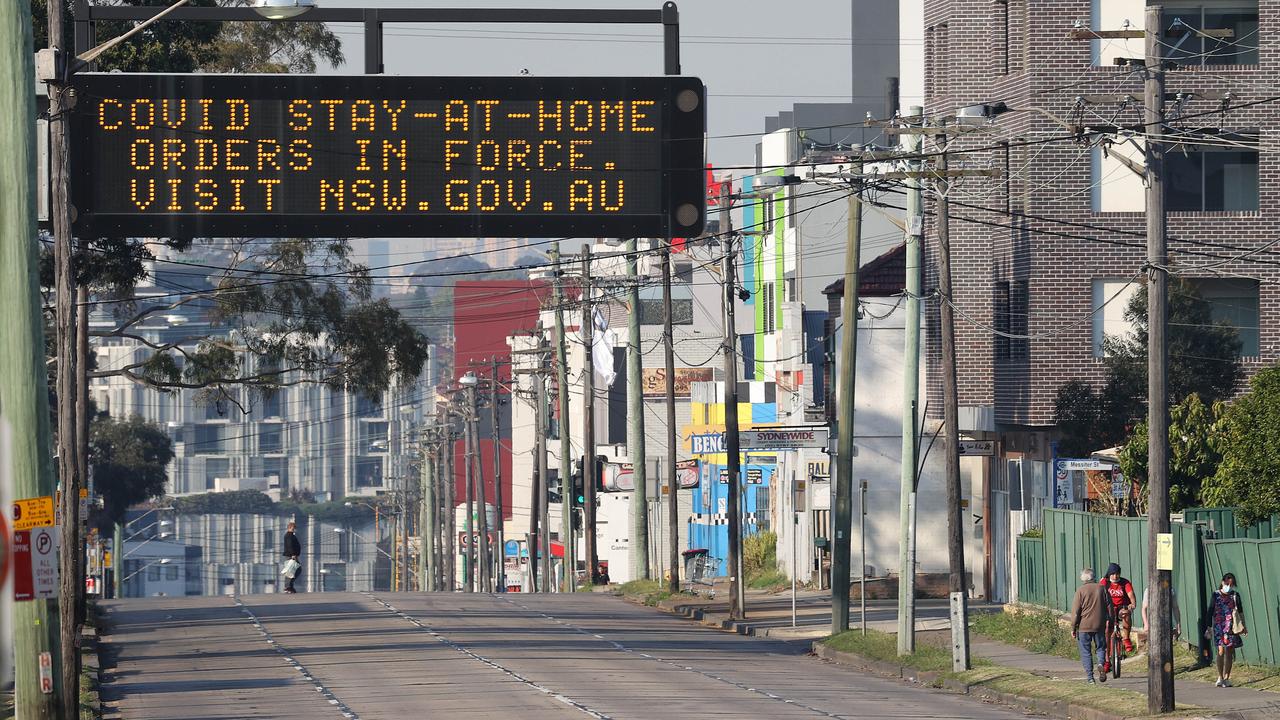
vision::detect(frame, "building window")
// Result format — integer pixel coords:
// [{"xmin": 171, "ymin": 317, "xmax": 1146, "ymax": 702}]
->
[
  {"xmin": 203, "ymin": 398, "xmax": 232, "ymax": 420},
  {"xmin": 166, "ymin": 564, "xmax": 180, "ymax": 580},
  {"xmin": 1162, "ymin": 3, "xmax": 1259, "ymax": 66},
  {"xmin": 1010, "ymin": 280, "xmax": 1028, "ymax": 359},
  {"xmin": 763, "ymin": 282, "xmax": 776, "ymax": 334},
  {"xmin": 638, "ymin": 286, "xmax": 693, "ymax": 325},
  {"xmin": 263, "ymin": 457, "xmax": 289, "ymax": 492},
  {"xmin": 263, "ymin": 528, "xmax": 274, "ymax": 551},
  {"xmin": 1166, "ymin": 135, "xmax": 1258, "ymax": 211},
  {"xmin": 259, "ymin": 392, "xmax": 282, "ymax": 419},
  {"xmin": 355, "ymin": 395, "xmax": 383, "ymax": 418},
  {"xmin": 360, "ymin": 421, "xmax": 389, "ymax": 454},
  {"xmin": 148, "ymin": 563, "xmax": 162, "ymax": 581},
  {"xmin": 193, "ymin": 424, "xmax": 226, "ymax": 455},
  {"xmin": 204, "ymin": 457, "xmax": 230, "ymax": 490},
  {"xmin": 994, "ymin": 282, "xmax": 1011, "ymax": 360},
  {"xmin": 355, "ymin": 457, "xmax": 383, "ymax": 488},
  {"xmin": 259, "ymin": 424, "xmax": 283, "ymax": 454},
  {"xmin": 1188, "ymin": 278, "xmax": 1260, "ymax": 356}
]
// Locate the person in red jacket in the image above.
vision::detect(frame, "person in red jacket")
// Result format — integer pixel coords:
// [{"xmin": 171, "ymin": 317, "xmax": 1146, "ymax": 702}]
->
[{"xmin": 1100, "ymin": 562, "xmax": 1136, "ymax": 653}]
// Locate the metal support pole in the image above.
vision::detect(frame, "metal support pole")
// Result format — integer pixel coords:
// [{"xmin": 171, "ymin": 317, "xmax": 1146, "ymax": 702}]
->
[
  {"xmin": 626, "ymin": 238, "xmax": 650, "ymax": 580},
  {"xmin": 444, "ymin": 427, "xmax": 457, "ymax": 590},
  {"xmin": 363, "ymin": 9, "xmax": 382, "ymax": 74},
  {"xmin": 898, "ymin": 105, "xmax": 924, "ymax": 655},
  {"xmin": 463, "ymin": 402, "xmax": 475, "ymax": 593},
  {"xmin": 529, "ymin": 362, "xmax": 543, "ymax": 592},
  {"xmin": 832, "ymin": 165, "xmax": 864, "ymax": 635},
  {"xmin": 421, "ymin": 431, "xmax": 435, "ymax": 591},
  {"xmin": 1145, "ymin": 6, "xmax": 1174, "ymax": 713},
  {"xmin": 661, "ymin": 1, "xmax": 680, "ymax": 75},
  {"xmin": 663, "ymin": 242, "xmax": 681, "ymax": 593},
  {"xmin": 720, "ymin": 194, "xmax": 745, "ymax": 620},
  {"xmin": 536, "ymin": 368, "xmax": 552, "ymax": 592},
  {"xmin": 936, "ymin": 129, "xmax": 972, "ymax": 673},
  {"xmin": 471, "ymin": 398, "xmax": 490, "ymax": 593},
  {"xmin": 552, "ymin": 242, "xmax": 575, "ymax": 592},
  {"xmin": 491, "ymin": 358, "xmax": 505, "ymax": 592},
  {"xmin": 581, "ymin": 245, "xmax": 599, "ymax": 584},
  {"xmin": 860, "ymin": 480, "xmax": 867, "ymax": 636}
]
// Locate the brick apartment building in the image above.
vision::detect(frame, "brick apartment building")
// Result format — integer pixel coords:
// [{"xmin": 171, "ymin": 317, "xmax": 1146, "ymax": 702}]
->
[{"xmin": 920, "ymin": 0, "xmax": 1271, "ymax": 593}]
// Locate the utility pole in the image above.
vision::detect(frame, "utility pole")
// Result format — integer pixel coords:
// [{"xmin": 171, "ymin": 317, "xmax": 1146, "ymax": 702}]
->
[
  {"xmin": 3, "ymin": 2, "xmax": 61, "ymax": 712},
  {"xmin": 48, "ymin": 0, "xmax": 83, "ymax": 709},
  {"xmin": 535, "ymin": 351, "xmax": 552, "ymax": 592},
  {"xmin": 552, "ymin": 242, "xmax": 575, "ymax": 592},
  {"xmin": 463, "ymin": 396, "xmax": 476, "ymax": 593},
  {"xmin": 720, "ymin": 193, "xmax": 745, "ymax": 620},
  {"xmin": 897, "ymin": 105, "xmax": 925, "ymax": 655},
  {"xmin": 1145, "ymin": 5, "xmax": 1173, "ymax": 713},
  {"xmin": 444, "ymin": 419, "xmax": 457, "ymax": 591},
  {"xmin": 421, "ymin": 427, "xmax": 436, "ymax": 591},
  {"xmin": 581, "ymin": 245, "xmax": 599, "ymax": 584},
  {"xmin": 471, "ymin": 393, "xmax": 491, "ymax": 593},
  {"xmin": 528, "ymin": 336, "xmax": 545, "ymax": 592},
  {"xmin": 663, "ymin": 241, "xmax": 680, "ymax": 594},
  {"xmin": 490, "ymin": 358, "xmax": 505, "ymax": 593},
  {"xmin": 76, "ymin": 284, "xmax": 90, "ymax": 623},
  {"xmin": 626, "ymin": 237, "xmax": 650, "ymax": 580},
  {"xmin": 832, "ymin": 163, "xmax": 864, "ymax": 635},
  {"xmin": 935, "ymin": 127, "xmax": 972, "ymax": 672}
]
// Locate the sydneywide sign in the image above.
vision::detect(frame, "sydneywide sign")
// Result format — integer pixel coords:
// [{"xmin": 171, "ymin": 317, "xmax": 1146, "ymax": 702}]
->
[{"xmin": 739, "ymin": 427, "xmax": 829, "ymax": 450}]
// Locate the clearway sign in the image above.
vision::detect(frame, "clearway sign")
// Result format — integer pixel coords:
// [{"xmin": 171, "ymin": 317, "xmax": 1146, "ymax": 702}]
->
[{"xmin": 739, "ymin": 428, "xmax": 830, "ymax": 450}]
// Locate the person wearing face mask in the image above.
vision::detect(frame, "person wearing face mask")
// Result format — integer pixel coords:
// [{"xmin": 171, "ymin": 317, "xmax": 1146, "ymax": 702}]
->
[{"xmin": 1205, "ymin": 573, "xmax": 1246, "ymax": 687}]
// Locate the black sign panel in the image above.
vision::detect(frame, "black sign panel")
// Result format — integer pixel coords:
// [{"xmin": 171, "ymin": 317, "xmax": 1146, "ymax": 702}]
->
[{"xmin": 70, "ymin": 74, "xmax": 706, "ymax": 238}]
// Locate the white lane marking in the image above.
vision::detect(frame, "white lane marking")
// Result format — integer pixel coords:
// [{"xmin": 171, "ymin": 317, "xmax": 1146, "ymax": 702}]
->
[
  {"xmin": 231, "ymin": 596, "xmax": 359, "ymax": 720},
  {"xmin": 497, "ymin": 595, "xmax": 850, "ymax": 719},
  {"xmin": 363, "ymin": 592, "xmax": 611, "ymax": 720}
]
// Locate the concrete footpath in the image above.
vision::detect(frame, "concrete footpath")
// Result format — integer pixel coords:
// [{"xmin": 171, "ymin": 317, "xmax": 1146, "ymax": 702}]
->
[{"xmin": 641, "ymin": 588, "xmax": 1280, "ymax": 720}]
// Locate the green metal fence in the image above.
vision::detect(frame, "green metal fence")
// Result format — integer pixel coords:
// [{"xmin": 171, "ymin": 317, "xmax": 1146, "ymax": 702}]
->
[
  {"xmin": 1017, "ymin": 508, "xmax": 1278, "ymax": 666},
  {"xmin": 1182, "ymin": 508, "xmax": 1280, "ymax": 539},
  {"xmin": 1016, "ymin": 535, "xmax": 1046, "ymax": 607},
  {"xmin": 1203, "ymin": 538, "xmax": 1280, "ymax": 666}
]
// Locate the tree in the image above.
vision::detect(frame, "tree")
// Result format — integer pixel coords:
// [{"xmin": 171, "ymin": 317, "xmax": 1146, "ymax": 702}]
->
[
  {"xmin": 1054, "ymin": 280, "xmax": 1242, "ymax": 455},
  {"xmin": 1202, "ymin": 366, "xmax": 1280, "ymax": 526},
  {"xmin": 90, "ymin": 415, "xmax": 174, "ymax": 532},
  {"xmin": 1117, "ymin": 393, "xmax": 1223, "ymax": 513}
]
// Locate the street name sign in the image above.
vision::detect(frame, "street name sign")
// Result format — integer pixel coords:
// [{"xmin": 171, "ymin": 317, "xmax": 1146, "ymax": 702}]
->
[{"xmin": 70, "ymin": 74, "xmax": 706, "ymax": 238}]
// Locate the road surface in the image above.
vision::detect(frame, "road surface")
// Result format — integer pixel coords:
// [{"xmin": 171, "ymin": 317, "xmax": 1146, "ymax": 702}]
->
[{"xmin": 99, "ymin": 591, "xmax": 1030, "ymax": 720}]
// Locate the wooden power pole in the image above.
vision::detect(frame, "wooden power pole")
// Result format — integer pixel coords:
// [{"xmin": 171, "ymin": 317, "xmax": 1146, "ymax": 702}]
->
[
  {"xmin": 552, "ymin": 242, "xmax": 575, "ymax": 592},
  {"xmin": 719, "ymin": 194, "xmax": 745, "ymax": 620},
  {"xmin": 581, "ymin": 245, "xmax": 599, "ymax": 583},
  {"xmin": 663, "ymin": 242, "xmax": 681, "ymax": 594}
]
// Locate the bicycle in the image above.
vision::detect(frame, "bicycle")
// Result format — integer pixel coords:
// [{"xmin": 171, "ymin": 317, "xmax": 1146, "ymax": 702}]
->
[{"xmin": 1101, "ymin": 606, "xmax": 1126, "ymax": 680}]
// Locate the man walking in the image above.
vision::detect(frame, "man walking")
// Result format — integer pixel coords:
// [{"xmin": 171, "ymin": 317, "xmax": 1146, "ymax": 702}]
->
[
  {"xmin": 1072, "ymin": 567, "xmax": 1110, "ymax": 683},
  {"xmin": 283, "ymin": 521, "xmax": 302, "ymax": 593}
]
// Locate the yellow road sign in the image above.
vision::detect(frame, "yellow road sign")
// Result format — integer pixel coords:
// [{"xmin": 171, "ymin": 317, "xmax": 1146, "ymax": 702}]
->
[{"xmin": 13, "ymin": 496, "xmax": 56, "ymax": 530}]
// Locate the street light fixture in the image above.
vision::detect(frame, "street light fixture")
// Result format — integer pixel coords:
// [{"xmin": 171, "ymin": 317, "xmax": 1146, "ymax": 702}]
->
[
  {"xmin": 459, "ymin": 371, "xmax": 479, "ymax": 387},
  {"xmin": 252, "ymin": 0, "xmax": 317, "ymax": 20}
]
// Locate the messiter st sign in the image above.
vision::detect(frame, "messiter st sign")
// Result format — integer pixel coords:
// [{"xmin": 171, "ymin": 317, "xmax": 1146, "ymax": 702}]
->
[{"xmin": 70, "ymin": 74, "xmax": 706, "ymax": 238}]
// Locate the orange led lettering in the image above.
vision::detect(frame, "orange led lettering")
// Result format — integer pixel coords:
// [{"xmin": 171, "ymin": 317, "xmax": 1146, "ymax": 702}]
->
[
  {"xmin": 569, "ymin": 179, "xmax": 593, "ymax": 210},
  {"xmin": 383, "ymin": 179, "xmax": 407, "ymax": 211},
  {"xmin": 258, "ymin": 179, "xmax": 281, "ymax": 211},
  {"xmin": 225, "ymin": 139, "xmax": 249, "ymax": 171},
  {"xmin": 351, "ymin": 100, "xmax": 375, "ymax": 131},
  {"xmin": 507, "ymin": 140, "xmax": 531, "ymax": 169},
  {"xmin": 600, "ymin": 179, "xmax": 624, "ymax": 211},
  {"xmin": 476, "ymin": 179, "xmax": 500, "ymax": 211},
  {"xmin": 161, "ymin": 138, "xmax": 186, "ymax": 170},
  {"xmin": 256, "ymin": 140, "xmax": 282, "ymax": 171},
  {"xmin": 446, "ymin": 179, "xmax": 469, "ymax": 211},
  {"xmin": 319, "ymin": 179, "xmax": 344, "ymax": 211},
  {"xmin": 229, "ymin": 178, "xmax": 246, "ymax": 211},
  {"xmin": 538, "ymin": 140, "xmax": 561, "ymax": 170},
  {"xmin": 198, "ymin": 99, "xmax": 214, "ymax": 131},
  {"xmin": 131, "ymin": 99, "xmax": 155, "ymax": 130},
  {"xmin": 194, "ymin": 138, "xmax": 219, "ymax": 170},
  {"xmin": 476, "ymin": 140, "xmax": 500, "ymax": 171},
  {"xmin": 445, "ymin": 100, "xmax": 469, "ymax": 132},
  {"xmin": 288, "ymin": 100, "xmax": 313, "ymax": 131},
  {"xmin": 381, "ymin": 100, "xmax": 406, "ymax": 131},
  {"xmin": 382, "ymin": 139, "xmax": 407, "ymax": 172},
  {"xmin": 320, "ymin": 100, "xmax": 342, "ymax": 131},
  {"xmin": 507, "ymin": 179, "xmax": 532, "ymax": 211},
  {"xmin": 166, "ymin": 178, "xmax": 183, "ymax": 211},
  {"xmin": 194, "ymin": 179, "xmax": 217, "ymax": 211},
  {"xmin": 355, "ymin": 139, "xmax": 373, "ymax": 171},
  {"xmin": 288, "ymin": 139, "xmax": 313, "ymax": 171},
  {"xmin": 98, "ymin": 99, "xmax": 123, "ymax": 130},
  {"xmin": 477, "ymin": 100, "xmax": 499, "ymax": 131},
  {"xmin": 570, "ymin": 100, "xmax": 593, "ymax": 132},
  {"xmin": 130, "ymin": 139, "xmax": 156, "ymax": 170},
  {"xmin": 537, "ymin": 100, "xmax": 562, "ymax": 132},
  {"xmin": 352, "ymin": 179, "xmax": 377, "ymax": 211},
  {"xmin": 227, "ymin": 99, "xmax": 250, "ymax": 131},
  {"xmin": 599, "ymin": 100, "xmax": 625, "ymax": 132},
  {"xmin": 161, "ymin": 99, "xmax": 187, "ymax": 128},
  {"xmin": 130, "ymin": 178, "xmax": 155, "ymax": 210},
  {"xmin": 444, "ymin": 140, "xmax": 466, "ymax": 172},
  {"xmin": 631, "ymin": 100, "xmax": 656, "ymax": 132},
  {"xmin": 569, "ymin": 140, "xmax": 592, "ymax": 170}
]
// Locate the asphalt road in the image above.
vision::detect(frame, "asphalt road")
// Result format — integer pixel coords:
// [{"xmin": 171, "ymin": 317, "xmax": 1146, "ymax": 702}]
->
[{"xmin": 99, "ymin": 592, "xmax": 1031, "ymax": 720}]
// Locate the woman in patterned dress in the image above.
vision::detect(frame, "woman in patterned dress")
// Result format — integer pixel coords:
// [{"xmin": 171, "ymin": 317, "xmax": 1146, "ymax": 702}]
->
[{"xmin": 1205, "ymin": 572, "xmax": 1245, "ymax": 687}]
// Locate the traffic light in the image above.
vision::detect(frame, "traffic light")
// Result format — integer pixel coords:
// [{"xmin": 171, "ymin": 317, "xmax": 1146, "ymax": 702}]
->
[
  {"xmin": 571, "ymin": 459, "xmax": 585, "ymax": 507},
  {"xmin": 546, "ymin": 469, "xmax": 562, "ymax": 505}
]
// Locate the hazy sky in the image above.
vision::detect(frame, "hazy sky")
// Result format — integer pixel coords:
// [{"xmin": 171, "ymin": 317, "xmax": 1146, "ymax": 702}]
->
[{"xmin": 317, "ymin": 0, "xmax": 856, "ymax": 169}]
